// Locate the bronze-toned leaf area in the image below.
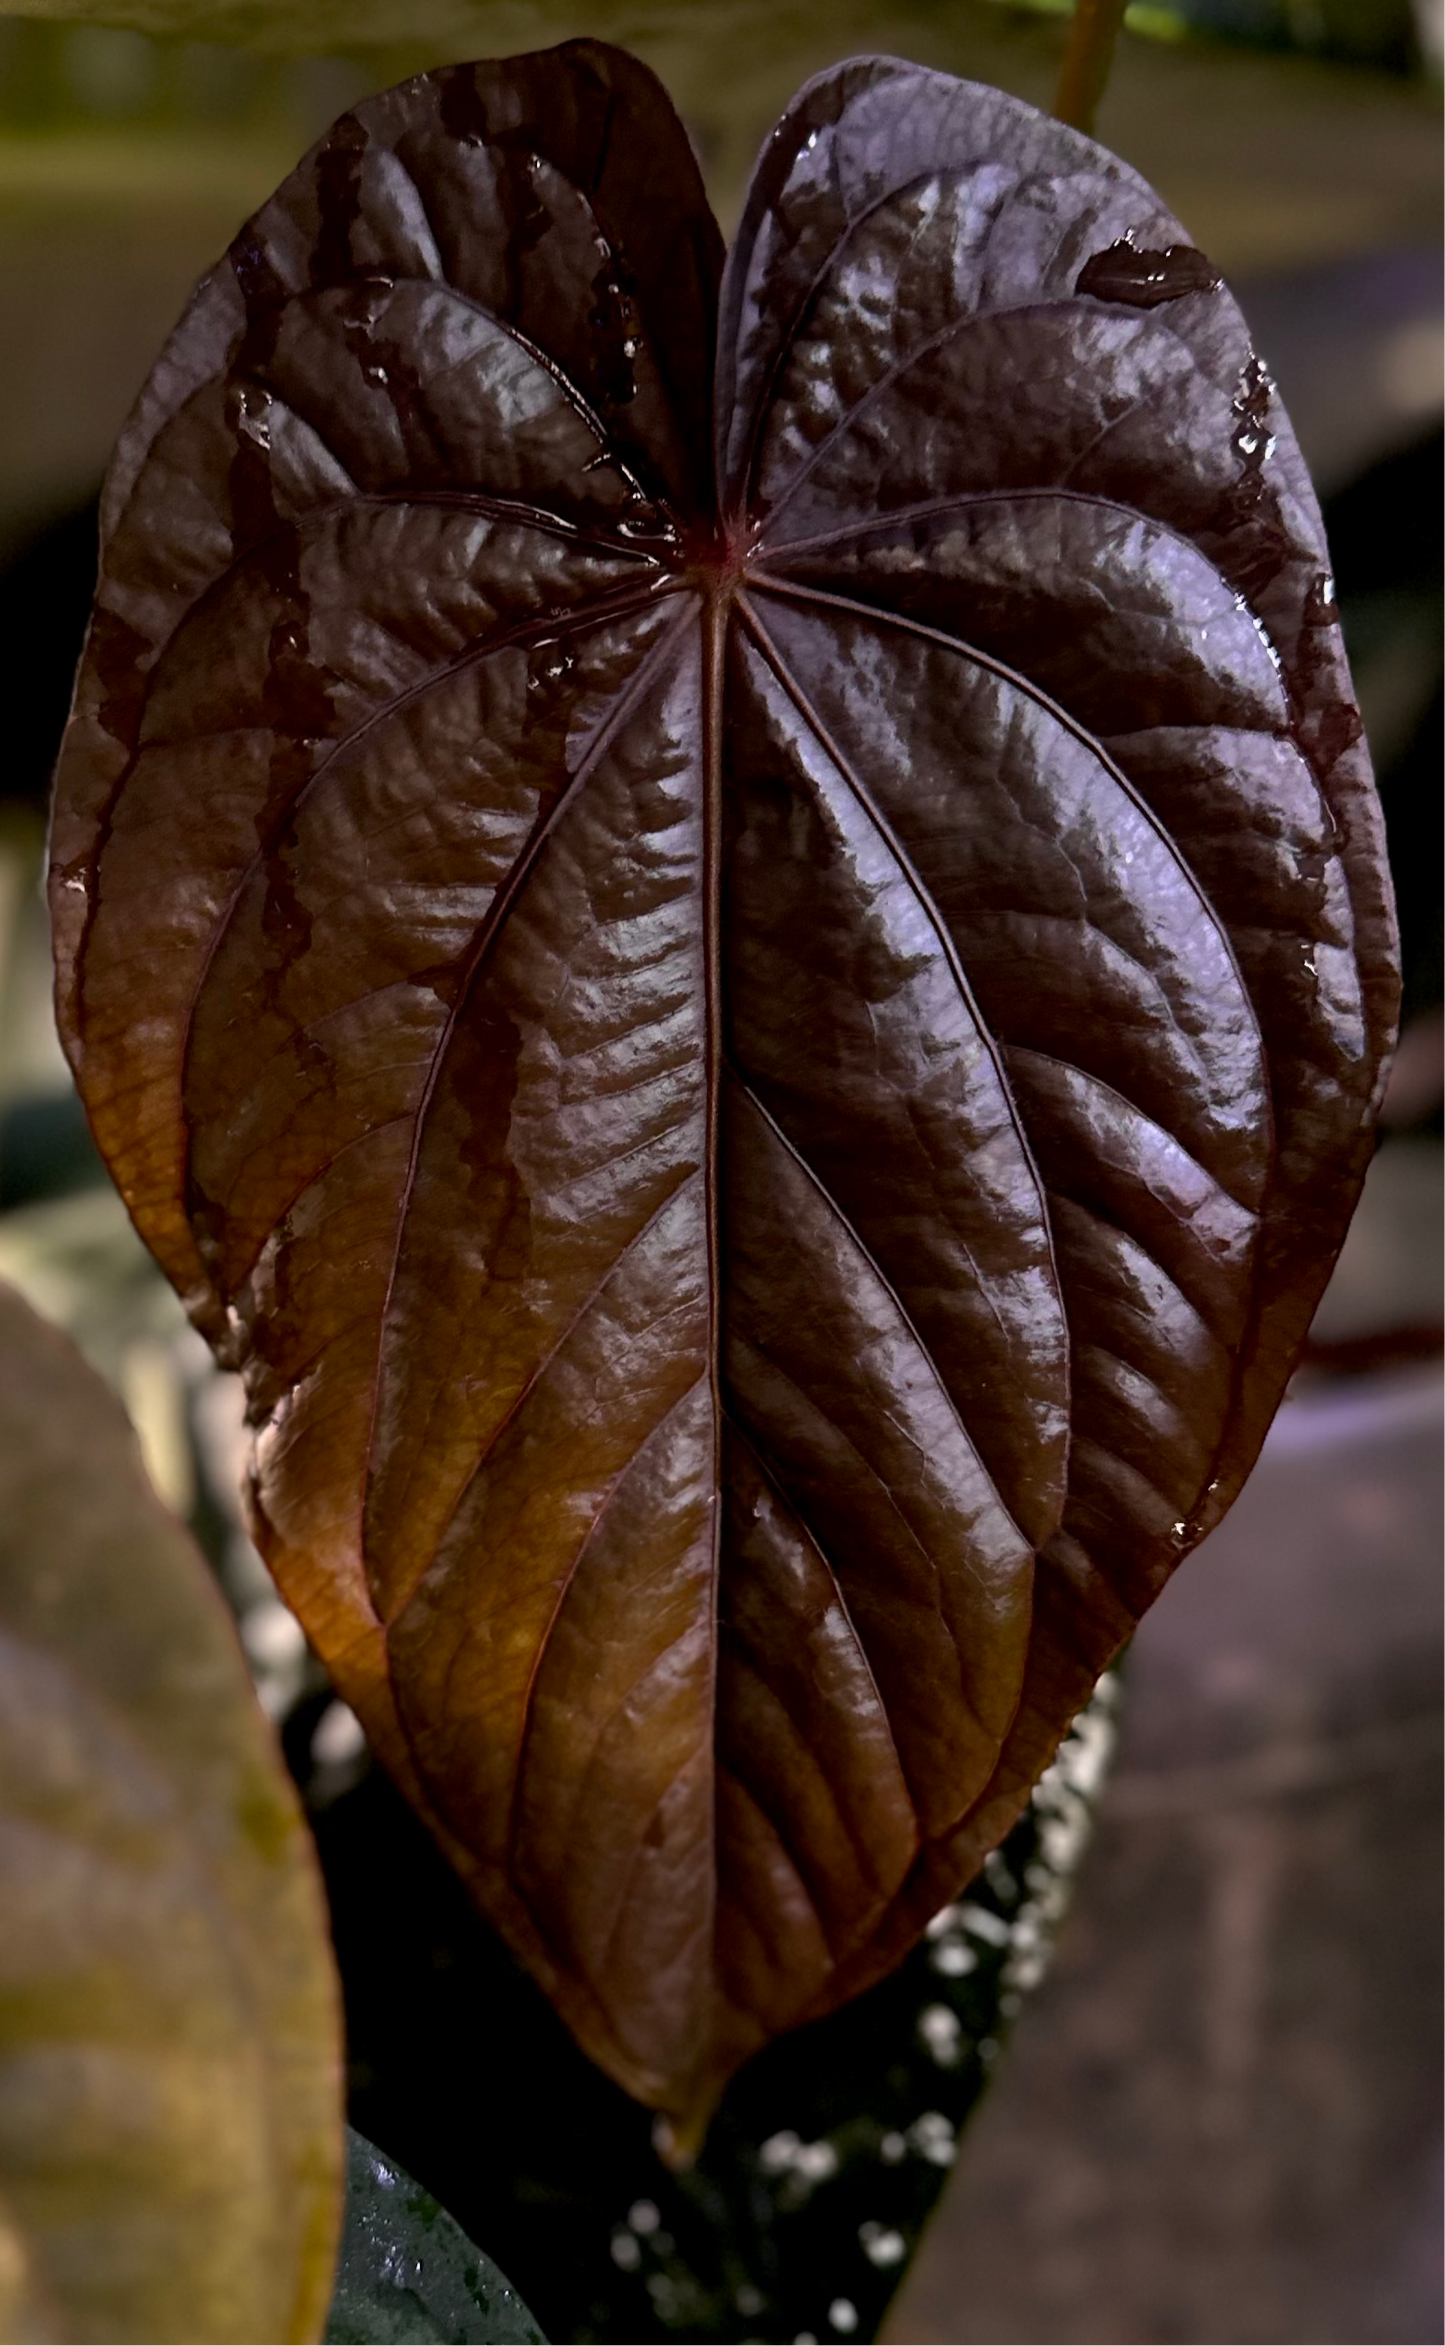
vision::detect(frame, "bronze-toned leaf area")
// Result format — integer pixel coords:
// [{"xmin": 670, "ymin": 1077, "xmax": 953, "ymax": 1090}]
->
[{"xmin": 49, "ymin": 42, "xmax": 1398, "ymax": 2133}]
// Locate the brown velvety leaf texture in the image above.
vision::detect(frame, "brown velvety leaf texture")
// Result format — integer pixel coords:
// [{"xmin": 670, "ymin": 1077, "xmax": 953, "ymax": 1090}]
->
[
  {"xmin": 0, "ymin": 1281, "xmax": 341, "ymax": 2342},
  {"xmin": 49, "ymin": 43, "xmax": 1398, "ymax": 2131}
]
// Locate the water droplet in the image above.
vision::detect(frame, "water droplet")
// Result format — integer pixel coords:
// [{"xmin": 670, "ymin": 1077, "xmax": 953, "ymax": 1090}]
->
[
  {"xmin": 528, "ymin": 640, "xmax": 574, "ymax": 689},
  {"xmin": 828, "ymin": 2298, "xmax": 858, "ymax": 2334},
  {"xmin": 1230, "ymin": 353, "xmax": 1277, "ymax": 489},
  {"xmin": 1076, "ymin": 237, "xmax": 1221, "ymax": 308},
  {"xmin": 238, "ymin": 382, "xmax": 274, "ymax": 442},
  {"xmin": 628, "ymin": 2200, "xmax": 659, "ymax": 2235}
]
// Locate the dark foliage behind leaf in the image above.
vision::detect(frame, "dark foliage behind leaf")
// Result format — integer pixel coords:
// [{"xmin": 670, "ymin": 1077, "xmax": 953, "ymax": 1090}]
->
[
  {"xmin": 0, "ymin": 502, "xmax": 97, "ymax": 818},
  {"xmin": 326, "ymin": 2130, "xmax": 543, "ymax": 2344},
  {"xmin": 1325, "ymin": 427, "xmax": 1442, "ymax": 1030},
  {"xmin": 49, "ymin": 40, "xmax": 1397, "ymax": 2129},
  {"xmin": 301, "ymin": 1681, "xmax": 1118, "ymax": 2346}
]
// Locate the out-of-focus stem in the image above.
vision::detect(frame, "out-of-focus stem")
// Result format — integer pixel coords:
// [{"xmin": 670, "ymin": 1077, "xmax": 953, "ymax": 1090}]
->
[{"xmin": 1054, "ymin": 0, "xmax": 1131, "ymax": 133}]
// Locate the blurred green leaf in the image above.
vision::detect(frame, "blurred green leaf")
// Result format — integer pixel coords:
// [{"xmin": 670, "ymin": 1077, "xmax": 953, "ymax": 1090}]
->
[
  {"xmin": 0, "ymin": 0, "xmax": 1069, "ymax": 227},
  {"xmin": 0, "ymin": 1278, "xmax": 342, "ymax": 2342},
  {"xmin": 326, "ymin": 2131, "xmax": 545, "ymax": 2346},
  {"xmin": 0, "ymin": 2, "xmax": 757, "ymax": 55}
]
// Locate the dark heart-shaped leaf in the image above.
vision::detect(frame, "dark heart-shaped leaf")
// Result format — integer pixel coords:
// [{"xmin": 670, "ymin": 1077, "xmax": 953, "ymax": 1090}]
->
[
  {"xmin": 0, "ymin": 1278, "xmax": 341, "ymax": 2343},
  {"xmin": 325, "ymin": 2130, "xmax": 544, "ymax": 2344},
  {"xmin": 49, "ymin": 42, "xmax": 1398, "ymax": 2133}
]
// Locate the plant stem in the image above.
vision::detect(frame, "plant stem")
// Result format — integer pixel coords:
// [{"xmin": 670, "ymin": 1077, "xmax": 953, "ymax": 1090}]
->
[{"xmin": 1054, "ymin": 0, "xmax": 1131, "ymax": 134}]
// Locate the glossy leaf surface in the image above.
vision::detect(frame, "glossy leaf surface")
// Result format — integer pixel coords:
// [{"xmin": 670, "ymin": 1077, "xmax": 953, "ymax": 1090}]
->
[
  {"xmin": 325, "ymin": 2131, "xmax": 543, "ymax": 2345},
  {"xmin": 49, "ymin": 43, "xmax": 1397, "ymax": 2127},
  {"xmin": 0, "ymin": 1280, "xmax": 341, "ymax": 2342}
]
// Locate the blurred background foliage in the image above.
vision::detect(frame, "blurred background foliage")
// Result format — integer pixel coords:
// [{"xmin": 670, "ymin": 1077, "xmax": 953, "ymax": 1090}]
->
[
  {"xmin": 0, "ymin": 0, "xmax": 1439, "ymax": 582},
  {"xmin": 0, "ymin": 0, "xmax": 1435, "ymax": 624}
]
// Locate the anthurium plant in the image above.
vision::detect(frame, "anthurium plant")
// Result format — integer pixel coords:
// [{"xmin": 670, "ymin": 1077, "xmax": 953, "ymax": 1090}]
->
[{"xmin": 8, "ymin": 21, "xmax": 1399, "ymax": 2343}]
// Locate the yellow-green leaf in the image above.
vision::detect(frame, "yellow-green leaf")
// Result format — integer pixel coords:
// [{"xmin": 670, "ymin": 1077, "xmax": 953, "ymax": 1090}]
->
[
  {"xmin": 0, "ymin": 1, "xmax": 752, "ymax": 51},
  {"xmin": 0, "ymin": 1279, "xmax": 342, "ymax": 2343}
]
